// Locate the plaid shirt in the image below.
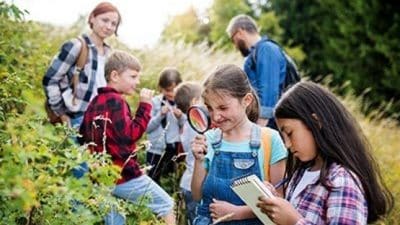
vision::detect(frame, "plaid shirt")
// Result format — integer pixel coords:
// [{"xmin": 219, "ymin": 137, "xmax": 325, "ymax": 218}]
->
[
  {"xmin": 42, "ymin": 34, "xmax": 111, "ymax": 116},
  {"xmin": 79, "ymin": 87, "xmax": 152, "ymax": 184},
  {"xmin": 286, "ymin": 163, "xmax": 368, "ymax": 225}
]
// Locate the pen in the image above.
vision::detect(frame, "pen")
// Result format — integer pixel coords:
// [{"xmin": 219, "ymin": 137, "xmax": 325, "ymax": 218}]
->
[
  {"xmin": 212, "ymin": 212, "xmax": 234, "ymax": 225},
  {"xmin": 274, "ymin": 178, "xmax": 288, "ymax": 189}
]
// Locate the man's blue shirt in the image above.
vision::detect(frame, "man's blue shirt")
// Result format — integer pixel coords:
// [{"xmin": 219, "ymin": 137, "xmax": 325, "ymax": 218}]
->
[{"xmin": 244, "ymin": 36, "xmax": 286, "ymax": 119}]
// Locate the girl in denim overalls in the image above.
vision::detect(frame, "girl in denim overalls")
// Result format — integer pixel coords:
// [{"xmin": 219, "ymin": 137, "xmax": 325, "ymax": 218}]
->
[{"xmin": 191, "ymin": 64, "xmax": 288, "ymax": 225}]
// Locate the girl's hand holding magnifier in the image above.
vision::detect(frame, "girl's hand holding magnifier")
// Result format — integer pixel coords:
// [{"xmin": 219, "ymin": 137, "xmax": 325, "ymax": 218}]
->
[{"xmin": 191, "ymin": 135, "xmax": 208, "ymax": 161}]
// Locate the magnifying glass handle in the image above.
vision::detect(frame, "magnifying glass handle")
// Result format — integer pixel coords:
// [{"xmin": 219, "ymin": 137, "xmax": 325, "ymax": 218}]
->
[{"xmin": 192, "ymin": 134, "xmax": 208, "ymax": 159}]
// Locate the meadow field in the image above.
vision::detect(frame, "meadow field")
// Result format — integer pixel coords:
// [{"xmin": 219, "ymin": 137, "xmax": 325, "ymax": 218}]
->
[{"xmin": 1, "ymin": 8, "xmax": 398, "ymax": 224}]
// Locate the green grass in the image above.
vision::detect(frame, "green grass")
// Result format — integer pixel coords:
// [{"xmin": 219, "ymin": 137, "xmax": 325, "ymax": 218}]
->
[
  {"xmin": 134, "ymin": 41, "xmax": 399, "ymax": 224},
  {"xmin": 2, "ymin": 22, "xmax": 398, "ymax": 223},
  {"xmin": 342, "ymin": 95, "xmax": 399, "ymax": 224}
]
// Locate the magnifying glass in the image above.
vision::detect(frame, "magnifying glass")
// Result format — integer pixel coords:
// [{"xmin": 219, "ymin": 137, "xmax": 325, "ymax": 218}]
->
[{"xmin": 187, "ymin": 105, "xmax": 211, "ymax": 134}]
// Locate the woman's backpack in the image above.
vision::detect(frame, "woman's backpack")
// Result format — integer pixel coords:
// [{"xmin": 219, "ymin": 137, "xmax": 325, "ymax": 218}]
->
[{"xmin": 44, "ymin": 37, "xmax": 88, "ymax": 124}]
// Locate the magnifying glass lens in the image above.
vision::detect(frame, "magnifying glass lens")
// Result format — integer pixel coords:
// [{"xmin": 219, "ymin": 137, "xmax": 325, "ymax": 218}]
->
[{"xmin": 187, "ymin": 106, "xmax": 211, "ymax": 134}]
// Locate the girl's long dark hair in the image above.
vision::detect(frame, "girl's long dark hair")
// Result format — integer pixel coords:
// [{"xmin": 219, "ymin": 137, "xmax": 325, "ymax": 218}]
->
[{"xmin": 274, "ymin": 81, "xmax": 393, "ymax": 223}]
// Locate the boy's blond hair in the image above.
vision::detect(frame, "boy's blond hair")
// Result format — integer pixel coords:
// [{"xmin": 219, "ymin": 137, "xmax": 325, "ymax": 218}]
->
[{"xmin": 105, "ymin": 50, "xmax": 141, "ymax": 82}]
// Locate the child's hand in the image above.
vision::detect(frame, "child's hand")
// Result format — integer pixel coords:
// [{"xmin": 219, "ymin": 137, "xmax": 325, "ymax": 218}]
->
[
  {"xmin": 140, "ymin": 165, "xmax": 153, "ymax": 174},
  {"xmin": 191, "ymin": 134, "xmax": 207, "ymax": 161},
  {"xmin": 257, "ymin": 196, "xmax": 302, "ymax": 225},
  {"xmin": 263, "ymin": 181, "xmax": 280, "ymax": 197},
  {"xmin": 172, "ymin": 107, "xmax": 183, "ymax": 118},
  {"xmin": 161, "ymin": 105, "xmax": 169, "ymax": 115},
  {"xmin": 209, "ymin": 199, "xmax": 236, "ymax": 223},
  {"xmin": 60, "ymin": 114, "xmax": 71, "ymax": 127},
  {"xmin": 139, "ymin": 88, "xmax": 154, "ymax": 104}
]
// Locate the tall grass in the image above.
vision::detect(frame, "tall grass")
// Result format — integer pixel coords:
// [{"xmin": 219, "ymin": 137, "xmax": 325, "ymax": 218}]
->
[
  {"xmin": 136, "ymin": 40, "xmax": 242, "ymax": 89},
  {"xmin": 0, "ymin": 11, "xmax": 400, "ymax": 221},
  {"xmin": 130, "ymin": 41, "xmax": 400, "ymax": 224},
  {"xmin": 341, "ymin": 94, "xmax": 399, "ymax": 224},
  {"xmin": 134, "ymin": 42, "xmax": 399, "ymax": 223}
]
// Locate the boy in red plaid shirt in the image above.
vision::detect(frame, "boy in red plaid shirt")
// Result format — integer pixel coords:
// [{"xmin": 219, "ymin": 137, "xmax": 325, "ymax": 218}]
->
[{"xmin": 79, "ymin": 50, "xmax": 175, "ymax": 225}]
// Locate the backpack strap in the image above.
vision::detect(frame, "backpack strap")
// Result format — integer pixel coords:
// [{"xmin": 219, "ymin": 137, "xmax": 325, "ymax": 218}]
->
[
  {"xmin": 250, "ymin": 44, "xmax": 258, "ymax": 71},
  {"xmin": 72, "ymin": 36, "xmax": 89, "ymax": 106},
  {"xmin": 249, "ymin": 125, "xmax": 272, "ymax": 180},
  {"xmin": 261, "ymin": 127, "xmax": 272, "ymax": 181},
  {"xmin": 251, "ymin": 37, "xmax": 282, "ymax": 69},
  {"xmin": 250, "ymin": 37, "xmax": 300, "ymax": 95},
  {"xmin": 250, "ymin": 37, "xmax": 270, "ymax": 69}
]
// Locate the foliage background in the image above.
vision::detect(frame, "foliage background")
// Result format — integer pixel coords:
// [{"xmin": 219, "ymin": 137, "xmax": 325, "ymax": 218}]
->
[
  {"xmin": 0, "ymin": 0, "xmax": 398, "ymax": 224},
  {"xmin": 162, "ymin": 0, "xmax": 400, "ymax": 119}
]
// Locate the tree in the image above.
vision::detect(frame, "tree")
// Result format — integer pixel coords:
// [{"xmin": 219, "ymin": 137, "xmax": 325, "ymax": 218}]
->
[
  {"xmin": 159, "ymin": 0, "xmax": 305, "ymax": 68},
  {"xmin": 273, "ymin": 0, "xmax": 400, "ymax": 118},
  {"xmin": 208, "ymin": 0, "xmax": 252, "ymax": 48},
  {"xmin": 161, "ymin": 7, "xmax": 208, "ymax": 44}
]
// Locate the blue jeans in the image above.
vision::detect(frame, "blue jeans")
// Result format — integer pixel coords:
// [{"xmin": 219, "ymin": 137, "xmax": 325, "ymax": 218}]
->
[
  {"xmin": 193, "ymin": 215, "xmax": 211, "ymax": 225},
  {"xmin": 69, "ymin": 115, "xmax": 89, "ymax": 178},
  {"xmin": 105, "ymin": 175, "xmax": 174, "ymax": 225},
  {"xmin": 71, "ymin": 162, "xmax": 89, "ymax": 178},
  {"xmin": 182, "ymin": 188, "xmax": 198, "ymax": 225},
  {"xmin": 70, "ymin": 115, "xmax": 83, "ymax": 130},
  {"xmin": 70, "ymin": 114, "xmax": 83, "ymax": 144}
]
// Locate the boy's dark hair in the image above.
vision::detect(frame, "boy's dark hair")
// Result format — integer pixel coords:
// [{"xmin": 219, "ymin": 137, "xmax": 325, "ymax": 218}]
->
[
  {"xmin": 105, "ymin": 50, "xmax": 141, "ymax": 82},
  {"xmin": 274, "ymin": 81, "xmax": 394, "ymax": 223},
  {"xmin": 203, "ymin": 64, "xmax": 260, "ymax": 123},
  {"xmin": 175, "ymin": 82, "xmax": 202, "ymax": 114},
  {"xmin": 158, "ymin": 67, "xmax": 182, "ymax": 88}
]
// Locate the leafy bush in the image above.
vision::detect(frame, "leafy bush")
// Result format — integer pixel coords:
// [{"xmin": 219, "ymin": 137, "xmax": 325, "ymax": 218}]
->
[
  {"xmin": 0, "ymin": 3, "xmax": 156, "ymax": 224},
  {"xmin": 1, "ymin": 2, "xmax": 398, "ymax": 224}
]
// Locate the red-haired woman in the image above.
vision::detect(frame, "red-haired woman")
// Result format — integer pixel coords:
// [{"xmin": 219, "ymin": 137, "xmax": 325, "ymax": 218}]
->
[{"xmin": 43, "ymin": 1, "xmax": 121, "ymax": 129}]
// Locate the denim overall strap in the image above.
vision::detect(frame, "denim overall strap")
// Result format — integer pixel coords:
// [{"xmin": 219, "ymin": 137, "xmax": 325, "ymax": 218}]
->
[
  {"xmin": 211, "ymin": 125, "xmax": 261, "ymax": 154},
  {"xmin": 194, "ymin": 124, "xmax": 263, "ymax": 225},
  {"xmin": 210, "ymin": 128, "xmax": 222, "ymax": 153},
  {"xmin": 249, "ymin": 124, "xmax": 261, "ymax": 158}
]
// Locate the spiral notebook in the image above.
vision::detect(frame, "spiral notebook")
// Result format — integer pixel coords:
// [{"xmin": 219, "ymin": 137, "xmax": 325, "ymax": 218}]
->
[{"xmin": 231, "ymin": 174, "xmax": 275, "ymax": 225}]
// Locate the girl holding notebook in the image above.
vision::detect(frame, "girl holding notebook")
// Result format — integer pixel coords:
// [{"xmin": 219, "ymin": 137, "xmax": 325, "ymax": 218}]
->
[
  {"xmin": 257, "ymin": 82, "xmax": 393, "ymax": 224},
  {"xmin": 191, "ymin": 64, "xmax": 287, "ymax": 225}
]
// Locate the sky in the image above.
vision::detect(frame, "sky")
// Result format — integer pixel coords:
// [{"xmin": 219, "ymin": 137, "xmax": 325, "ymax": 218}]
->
[{"xmin": 8, "ymin": 0, "xmax": 213, "ymax": 48}]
